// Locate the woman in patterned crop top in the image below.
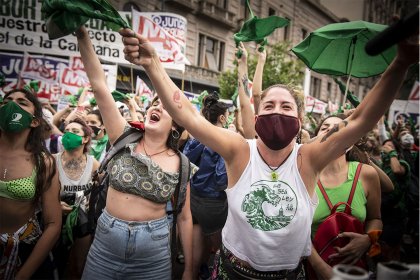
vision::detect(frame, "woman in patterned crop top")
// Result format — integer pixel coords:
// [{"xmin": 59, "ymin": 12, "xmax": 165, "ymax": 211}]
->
[
  {"xmin": 0, "ymin": 88, "xmax": 61, "ymax": 279},
  {"xmin": 76, "ymin": 27, "xmax": 194, "ymax": 280},
  {"xmin": 120, "ymin": 27, "xmax": 417, "ymax": 279}
]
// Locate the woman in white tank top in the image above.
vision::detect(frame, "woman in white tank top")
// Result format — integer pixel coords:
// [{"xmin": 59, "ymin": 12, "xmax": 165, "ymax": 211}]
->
[
  {"xmin": 120, "ymin": 28, "xmax": 417, "ymax": 279},
  {"xmin": 54, "ymin": 118, "xmax": 99, "ymax": 279}
]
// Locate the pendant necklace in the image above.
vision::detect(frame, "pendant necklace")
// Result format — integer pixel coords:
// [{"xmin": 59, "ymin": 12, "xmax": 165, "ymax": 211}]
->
[
  {"xmin": 256, "ymin": 147, "xmax": 282, "ymax": 181},
  {"xmin": 143, "ymin": 141, "xmax": 169, "ymax": 157}
]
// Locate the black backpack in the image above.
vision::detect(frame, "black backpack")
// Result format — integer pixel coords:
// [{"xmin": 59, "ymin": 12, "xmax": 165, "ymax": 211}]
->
[{"xmin": 87, "ymin": 127, "xmax": 191, "ymax": 241}]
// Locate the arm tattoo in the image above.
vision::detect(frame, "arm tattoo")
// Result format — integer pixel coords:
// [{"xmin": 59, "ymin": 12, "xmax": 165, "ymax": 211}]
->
[
  {"xmin": 320, "ymin": 120, "xmax": 348, "ymax": 143},
  {"xmin": 173, "ymin": 90, "xmax": 182, "ymax": 109},
  {"xmin": 241, "ymin": 74, "xmax": 251, "ymax": 97}
]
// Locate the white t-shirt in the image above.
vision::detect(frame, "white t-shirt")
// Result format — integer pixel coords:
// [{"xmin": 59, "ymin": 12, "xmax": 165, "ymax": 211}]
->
[{"xmin": 222, "ymin": 140, "xmax": 318, "ymax": 271}]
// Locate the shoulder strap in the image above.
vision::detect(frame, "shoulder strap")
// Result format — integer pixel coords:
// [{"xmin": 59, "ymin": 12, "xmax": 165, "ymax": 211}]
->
[
  {"xmin": 347, "ymin": 162, "xmax": 363, "ymax": 206},
  {"xmin": 317, "ymin": 180, "xmax": 334, "ymax": 210},
  {"xmin": 170, "ymin": 152, "xmax": 190, "ymax": 278},
  {"xmin": 97, "ymin": 127, "xmax": 143, "ymax": 174}
]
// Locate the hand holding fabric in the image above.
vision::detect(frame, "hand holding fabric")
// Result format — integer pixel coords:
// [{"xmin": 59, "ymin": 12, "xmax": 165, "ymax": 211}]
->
[
  {"xmin": 329, "ymin": 232, "xmax": 371, "ymax": 264},
  {"xmin": 120, "ymin": 28, "xmax": 157, "ymax": 68}
]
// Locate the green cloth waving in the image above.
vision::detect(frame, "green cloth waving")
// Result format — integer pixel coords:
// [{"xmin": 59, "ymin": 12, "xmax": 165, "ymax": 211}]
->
[
  {"xmin": 90, "ymin": 134, "xmax": 109, "ymax": 160},
  {"xmin": 42, "ymin": 0, "xmax": 129, "ymax": 39},
  {"xmin": 111, "ymin": 90, "xmax": 130, "ymax": 102},
  {"xmin": 234, "ymin": 0, "xmax": 289, "ymax": 57},
  {"xmin": 333, "ymin": 78, "xmax": 360, "ymax": 108}
]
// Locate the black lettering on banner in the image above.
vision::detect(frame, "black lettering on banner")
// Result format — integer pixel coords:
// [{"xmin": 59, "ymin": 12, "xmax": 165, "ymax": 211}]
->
[{"xmin": 0, "ymin": 0, "xmax": 36, "ymax": 20}]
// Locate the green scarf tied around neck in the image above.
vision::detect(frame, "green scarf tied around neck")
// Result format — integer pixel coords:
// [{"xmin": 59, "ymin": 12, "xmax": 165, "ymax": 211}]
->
[{"xmin": 90, "ymin": 134, "xmax": 109, "ymax": 160}]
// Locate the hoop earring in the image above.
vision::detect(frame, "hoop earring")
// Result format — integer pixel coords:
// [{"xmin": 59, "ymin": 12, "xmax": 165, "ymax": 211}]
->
[
  {"xmin": 296, "ymin": 130, "xmax": 302, "ymax": 144},
  {"xmin": 171, "ymin": 129, "xmax": 180, "ymax": 139}
]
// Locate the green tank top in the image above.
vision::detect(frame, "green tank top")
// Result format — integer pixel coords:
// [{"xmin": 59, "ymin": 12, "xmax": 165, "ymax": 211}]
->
[{"xmin": 311, "ymin": 161, "xmax": 367, "ymax": 239}]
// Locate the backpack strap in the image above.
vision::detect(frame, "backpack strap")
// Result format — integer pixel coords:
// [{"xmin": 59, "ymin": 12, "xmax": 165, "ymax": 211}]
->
[
  {"xmin": 170, "ymin": 152, "xmax": 190, "ymax": 278},
  {"xmin": 346, "ymin": 162, "xmax": 363, "ymax": 209},
  {"xmin": 97, "ymin": 127, "xmax": 143, "ymax": 174},
  {"xmin": 317, "ymin": 180, "xmax": 334, "ymax": 210},
  {"xmin": 317, "ymin": 162, "xmax": 363, "ymax": 214}
]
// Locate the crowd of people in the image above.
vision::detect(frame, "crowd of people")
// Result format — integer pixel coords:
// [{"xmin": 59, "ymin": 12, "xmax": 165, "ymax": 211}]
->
[{"xmin": 0, "ymin": 23, "xmax": 418, "ymax": 280}]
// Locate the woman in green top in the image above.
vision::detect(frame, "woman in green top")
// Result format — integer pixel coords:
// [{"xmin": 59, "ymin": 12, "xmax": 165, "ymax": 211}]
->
[
  {"xmin": 0, "ymin": 88, "xmax": 61, "ymax": 279},
  {"xmin": 308, "ymin": 115, "xmax": 382, "ymax": 280}
]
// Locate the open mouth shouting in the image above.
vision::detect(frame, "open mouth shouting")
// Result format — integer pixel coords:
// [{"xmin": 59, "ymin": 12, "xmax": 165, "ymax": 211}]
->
[{"xmin": 149, "ymin": 111, "xmax": 161, "ymax": 123}]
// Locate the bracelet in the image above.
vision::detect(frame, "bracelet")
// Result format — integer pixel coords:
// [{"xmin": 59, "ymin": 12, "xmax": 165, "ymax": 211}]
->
[
  {"xmin": 388, "ymin": 150, "xmax": 398, "ymax": 158},
  {"xmin": 366, "ymin": 230, "xmax": 382, "ymax": 257}
]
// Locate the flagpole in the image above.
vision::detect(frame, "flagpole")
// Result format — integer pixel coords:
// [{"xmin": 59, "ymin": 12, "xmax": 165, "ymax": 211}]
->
[
  {"xmin": 181, "ymin": 69, "xmax": 185, "ymax": 92},
  {"xmin": 130, "ymin": 65, "xmax": 134, "ymax": 94}
]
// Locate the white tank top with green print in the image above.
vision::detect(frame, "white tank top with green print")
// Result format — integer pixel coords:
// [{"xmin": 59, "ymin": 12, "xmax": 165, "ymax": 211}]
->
[{"xmin": 222, "ymin": 140, "xmax": 318, "ymax": 271}]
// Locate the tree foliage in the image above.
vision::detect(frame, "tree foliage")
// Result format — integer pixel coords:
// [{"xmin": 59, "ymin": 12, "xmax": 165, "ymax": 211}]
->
[{"xmin": 218, "ymin": 41, "xmax": 305, "ymax": 100}]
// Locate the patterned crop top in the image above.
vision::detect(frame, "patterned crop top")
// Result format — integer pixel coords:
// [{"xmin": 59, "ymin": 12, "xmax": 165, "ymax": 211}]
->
[
  {"xmin": 0, "ymin": 169, "xmax": 36, "ymax": 201},
  {"xmin": 108, "ymin": 142, "xmax": 197, "ymax": 204}
]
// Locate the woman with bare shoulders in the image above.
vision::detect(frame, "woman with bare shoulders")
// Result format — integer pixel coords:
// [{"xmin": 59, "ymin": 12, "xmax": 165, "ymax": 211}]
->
[
  {"xmin": 120, "ymin": 27, "xmax": 417, "ymax": 279},
  {"xmin": 0, "ymin": 88, "xmax": 61, "ymax": 279}
]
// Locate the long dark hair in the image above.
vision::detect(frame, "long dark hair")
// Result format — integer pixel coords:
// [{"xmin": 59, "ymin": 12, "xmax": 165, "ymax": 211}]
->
[
  {"xmin": 3, "ymin": 88, "xmax": 56, "ymax": 202},
  {"xmin": 201, "ymin": 93, "xmax": 228, "ymax": 125}
]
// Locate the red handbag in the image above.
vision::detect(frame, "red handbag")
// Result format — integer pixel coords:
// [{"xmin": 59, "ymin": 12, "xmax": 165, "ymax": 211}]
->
[{"xmin": 312, "ymin": 163, "xmax": 367, "ymax": 269}]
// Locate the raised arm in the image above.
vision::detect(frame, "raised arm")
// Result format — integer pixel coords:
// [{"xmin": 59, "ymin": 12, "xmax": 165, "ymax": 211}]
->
[
  {"xmin": 120, "ymin": 29, "xmax": 249, "ymax": 182},
  {"xmin": 252, "ymin": 44, "xmax": 266, "ymax": 114},
  {"xmin": 304, "ymin": 38, "xmax": 419, "ymax": 174},
  {"xmin": 75, "ymin": 26, "xmax": 125, "ymax": 143},
  {"xmin": 237, "ymin": 42, "xmax": 256, "ymax": 139}
]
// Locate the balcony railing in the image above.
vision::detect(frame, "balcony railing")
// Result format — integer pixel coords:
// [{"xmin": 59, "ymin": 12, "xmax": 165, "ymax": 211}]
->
[
  {"xmin": 197, "ymin": 1, "xmax": 236, "ymax": 29},
  {"xmin": 164, "ymin": 0, "xmax": 195, "ymax": 11}
]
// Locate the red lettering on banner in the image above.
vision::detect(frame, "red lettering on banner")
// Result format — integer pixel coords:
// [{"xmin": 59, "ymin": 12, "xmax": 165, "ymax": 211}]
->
[{"xmin": 23, "ymin": 57, "xmax": 57, "ymax": 80}]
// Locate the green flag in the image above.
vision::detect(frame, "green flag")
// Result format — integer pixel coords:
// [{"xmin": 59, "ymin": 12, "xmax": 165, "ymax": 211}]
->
[
  {"xmin": 191, "ymin": 90, "xmax": 208, "ymax": 106},
  {"xmin": 333, "ymin": 78, "xmax": 360, "ymax": 108},
  {"xmin": 234, "ymin": 0, "xmax": 289, "ymax": 57},
  {"xmin": 231, "ymin": 87, "xmax": 239, "ymax": 107},
  {"xmin": 42, "ymin": 0, "xmax": 129, "ymax": 40},
  {"xmin": 67, "ymin": 95, "xmax": 78, "ymax": 107},
  {"xmin": 111, "ymin": 90, "xmax": 129, "ymax": 102}
]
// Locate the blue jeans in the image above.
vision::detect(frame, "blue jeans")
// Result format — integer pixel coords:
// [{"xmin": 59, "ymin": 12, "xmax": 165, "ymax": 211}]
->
[{"xmin": 82, "ymin": 209, "xmax": 171, "ymax": 280}]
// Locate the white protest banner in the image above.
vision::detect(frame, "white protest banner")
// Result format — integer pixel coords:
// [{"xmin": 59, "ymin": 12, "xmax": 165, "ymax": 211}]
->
[
  {"xmin": 388, "ymin": 99, "xmax": 419, "ymax": 126},
  {"xmin": 0, "ymin": 1, "xmax": 130, "ymax": 64},
  {"xmin": 132, "ymin": 10, "xmax": 190, "ymax": 71},
  {"xmin": 135, "ymin": 76, "xmax": 153, "ymax": 97},
  {"xmin": 305, "ymin": 95, "xmax": 327, "ymax": 114},
  {"xmin": 0, "ymin": 51, "xmax": 24, "ymax": 93}
]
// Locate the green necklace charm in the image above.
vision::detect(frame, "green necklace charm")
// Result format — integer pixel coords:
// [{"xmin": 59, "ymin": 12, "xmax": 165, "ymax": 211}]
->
[
  {"xmin": 257, "ymin": 146, "xmax": 282, "ymax": 181},
  {"xmin": 271, "ymin": 171, "xmax": 278, "ymax": 181}
]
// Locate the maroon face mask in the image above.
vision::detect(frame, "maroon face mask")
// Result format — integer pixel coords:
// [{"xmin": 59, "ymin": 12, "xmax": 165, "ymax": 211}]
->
[{"xmin": 255, "ymin": 113, "xmax": 300, "ymax": 150}]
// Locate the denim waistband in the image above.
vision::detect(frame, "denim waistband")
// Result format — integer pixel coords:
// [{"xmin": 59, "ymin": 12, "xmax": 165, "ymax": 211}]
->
[{"xmin": 102, "ymin": 208, "xmax": 168, "ymax": 231}]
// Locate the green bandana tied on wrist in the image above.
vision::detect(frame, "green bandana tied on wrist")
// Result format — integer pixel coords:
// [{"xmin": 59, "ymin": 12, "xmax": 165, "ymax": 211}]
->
[{"xmin": 42, "ymin": 0, "xmax": 130, "ymax": 39}]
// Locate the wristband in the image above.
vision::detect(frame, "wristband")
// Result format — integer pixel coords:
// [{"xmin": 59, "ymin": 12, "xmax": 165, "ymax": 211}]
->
[
  {"xmin": 388, "ymin": 150, "xmax": 398, "ymax": 158},
  {"xmin": 366, "ymin": 230, "xmax": 382, "ymax": 257}
]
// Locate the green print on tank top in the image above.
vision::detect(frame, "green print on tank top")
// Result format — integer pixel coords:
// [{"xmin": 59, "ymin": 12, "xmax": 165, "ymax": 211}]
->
[{"xmin": 241, "ymin": 180, "xmax": 298, "ymax": 231}]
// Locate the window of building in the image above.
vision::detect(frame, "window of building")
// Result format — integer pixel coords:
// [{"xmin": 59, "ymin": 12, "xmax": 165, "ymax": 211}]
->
[
  {"xmin": 198, "ymin": 34, "xmax": 225, "ymax": 71},
  {"xmin": 217, "ymin": 0, "xmax": 228, "ymax": 9},
  {"xmin": 283, "ymin": 17, "xmax": 290, "ymax": 41},
  {"xmin": 268, "ymin": 7, "xmax": 276, "ymax": 16},
  {"xmin": 240, "ymin": 0, "xmax": 251, "ymax": 19},
  {"xmin": 301, "ymin": 28, "xmax": 308, "ymax": 40},
  {"xmin": 123, "ymin": 2, "xmax": 140, "ymax": 12},
  {"xmin": 310, "ymin": 77, "xmax": 321, "ymax": 99}
]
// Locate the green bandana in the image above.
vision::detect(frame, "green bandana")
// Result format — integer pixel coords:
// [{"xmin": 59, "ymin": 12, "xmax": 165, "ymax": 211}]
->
[
  {"xmin": 42, "ymin": 0, "xmax": 130, "ymax": 39},
  {"xmin": 62, "ymin": 205, "xmax": 78, "ymax": 245},
  {"xmin": 62, "ymin": 132, "xmax": 84, "ymax": 151},
  {"xmin": 89, "ymin": 97, "xmax": 97, "ymax": 107},
  {"xmin": 0, "ymin": 101, "xmax": 34, "ymax": 133},
  {"xmin": 90, "ymin": 134, "xmax": 109, "ymax": 160},
  {"xmin": 191, "ymin": 90, "xmax": 208, "ymax": 106},
  {"xmin": 111, "ymin": 90, "xmax": 130, "ymax": 102},
  {"xmin": 234, "ymin": 0, "xmax": 289, "ymax": 57}
]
